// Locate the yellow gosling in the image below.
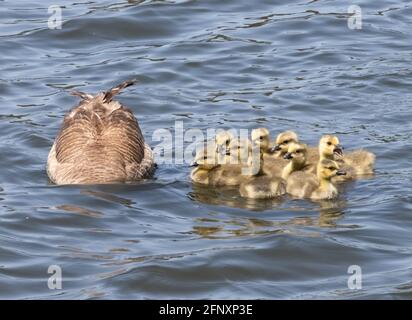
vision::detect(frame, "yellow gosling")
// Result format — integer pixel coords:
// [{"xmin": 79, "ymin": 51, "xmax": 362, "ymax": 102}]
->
[
  {"xmin": 342, "ymin": 149, "xmax": 375, "ymax": 175},
  {"xmin": 208, "ymin": 162, "xmax": 250, "ymax": 187},
  {"xmin": 281, "ymin": 142, "xmax": 313, "ymax": 180},
  {"xmin": 226, "ymin": 138, "xmax": 252, "ymax": 165},
  {"xmin": 318, "ymin": 135, "xmax": 375, "ymax": 176},
  {"xmin": 251, "ymin": 127, "xmax": 287, "ymax": 177},
  {"xmin": 214, "ymin": 130, "xmax": 235, "ymax": 157},
  {"xmin": 270, "ymin": 130, "xmax": 299, "ymax": 157},
  {"xmin": 251, "ymin": 127, "xmax": 271, "ymax": 152},
  {"xmin": 270, "ymin": 130, "xmax": 317, "ymax": 172},
  {"xmin": 191, "ymin": 139, "xmax": 251, "ymax": 187},
  {"xmin": 239, "ymin": 148, "xmax": 286, "ymax": 199},
  {"xmin": 318, "ymin": 135, "xmax": 356, "ymax": 181},
  {"xmin": 284, "ymin": 159, "xmax": 346, "ymax": 200},
  {"xmin": 190, "ymin": 148, "xmax": 218, "ymax": 185}
]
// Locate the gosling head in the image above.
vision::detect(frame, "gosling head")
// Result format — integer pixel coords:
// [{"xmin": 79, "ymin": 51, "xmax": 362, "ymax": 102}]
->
[
  {"xmin": 318, "ymin": 159, "xmax": 346, "ymax": 180},
  {"xmin": 227, "ymin": 138, "xmax": 251, "ymax": 164},
  {"xmin": 283, "ymin": 142, "xmax": 307, "ymax": 167},
  {"xmin": 215, "ymin": 130, "xmax": 235, "ymax": 156},
  {"xmin": 319, "ymin": 135, "xmax": 343, "ymax": 159},
  {"xmin": 269, "ymin": 131, "xmax": 299, "ymax": 154},
  {"xmin": 251, "ymin": 128, "xmax": 270, "ymax": 152},
  {"xmin": 190, "ymin": 149, "xmax": 218, "ymax": 170}
]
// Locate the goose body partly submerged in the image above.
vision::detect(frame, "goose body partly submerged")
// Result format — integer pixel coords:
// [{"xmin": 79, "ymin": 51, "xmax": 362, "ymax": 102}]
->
[{"xmin": 47, "ymin": 80, "xmax": 155, "ymax": 185}]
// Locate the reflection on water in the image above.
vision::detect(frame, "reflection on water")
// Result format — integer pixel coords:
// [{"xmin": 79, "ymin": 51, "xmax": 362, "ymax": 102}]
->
[
  {"xmin": 80, "ymin": 190, "xmax": 135, "ymax": 207},
  {"xmin": 189, "ymin": 183, "xmax": 352, "ymax": 238},
  {"xmin": 55, "ymin": 204, "xmax": 104, "ymax": 218},
  {"xmin": 190, "ymin": 204, "xmax": 348, "ymax": 237},
  {"xmin": 190, "ymin": 182, "xmax": 347, "ymax": 215},
  {"xmin": 188, "ymin": 184, "xmax": 284, "ymax": 211}
]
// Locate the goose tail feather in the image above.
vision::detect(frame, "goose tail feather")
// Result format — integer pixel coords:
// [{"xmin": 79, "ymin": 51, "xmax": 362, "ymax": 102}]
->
[{"xmin": 103, "ymin": 79, "xmax": 138, "ymax": 103}]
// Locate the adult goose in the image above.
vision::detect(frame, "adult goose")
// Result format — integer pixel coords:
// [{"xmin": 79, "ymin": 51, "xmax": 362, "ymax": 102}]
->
[{"xmin": 47, "ymin": 80, "xmax": 155, "ymax": 184}]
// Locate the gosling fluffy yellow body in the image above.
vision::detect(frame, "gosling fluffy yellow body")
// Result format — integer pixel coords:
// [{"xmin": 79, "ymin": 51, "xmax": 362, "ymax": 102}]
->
[
  {"xmin": 318, "ymin": 135, "xmax": 356, "ymax": 182},
  {"xmin": 272, "ymin": 131, "xmax": 375, "ymax": 178},
  {"xmin": 226, "ymin": 138, "xmax": 251, "ymax": 165},
  {"xmin": 214, "ymin": 130, "xmax": 235, "ymax": 156},
  {"xmin": 190, "ymin": 148, "xmax": 219, "ymax": 185},
  {"xmin": 209, "ymin": 164, "xmax": 249, "ymax": 187},
  {"xmin": 284, "ymin": 157, "xmax": 346, "ymax": 200},
  {"xmin": 190, "ymin": 129, "xmax": 374, "ymax": 201},
  {"xmin": 271, "ymin": 131, "xmax": 318, "ymax": 174},
  {"xmin": 239, "ymin": 150, "xmax": 286, "ymax": 199},
  {"xmin": 190, "ymin": 144, "xmax": 248, "ymax": 187},
  {"xmin": 281, "ymin": 143, "xmax": 313, "ymax": 180},
  {"xmin": 343, "ymin": 149, "xmax": 375, "ymax": 175},
  {"xmin": 318, "ymin": 135, "xmax": 375, "ymax": 178},
  {"xmin": 251, "ymin": 128, "xmax": 287, "ymax": 178},
  {"xmin": 271, "ymin": 131, "xmax": 300, "ymax": 158},
  {"xmin": 240, "ymin": 176, "xmax": 286, "ymax": 199}
]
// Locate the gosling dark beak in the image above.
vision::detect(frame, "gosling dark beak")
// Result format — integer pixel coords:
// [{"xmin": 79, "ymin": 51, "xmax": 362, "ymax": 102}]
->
[
  {"xmin": 334, "ymin": 145, "xmax": 343, "ymax": 157},
  {"xmin": 190, "ymin": 161, "xmax": 199, "ymax": 167},
  {"xmin": 336, "ymin": 169, "xmax": 346, "ymax": 176},
  {"xmin": 283, "ymin": 152, "xmax": 293, "ymax": 160},
  {"xmin": 269, "ymin": 145, "xmax": 282, "ymax": 153}
]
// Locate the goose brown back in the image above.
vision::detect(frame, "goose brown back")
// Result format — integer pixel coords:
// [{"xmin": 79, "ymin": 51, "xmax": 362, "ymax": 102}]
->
[{"xmin": 47, "ymin": 80, "xmax": 155, "ymax": 184}]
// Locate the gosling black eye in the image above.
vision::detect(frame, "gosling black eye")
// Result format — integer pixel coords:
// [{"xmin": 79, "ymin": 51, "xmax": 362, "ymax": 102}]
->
[
  {"xmin": 203, "ymin": 156, "xmax": 207, "ymax": 160},
  {"xmin": 283, "ymin": 140, "xmax": 289, "ymax": 144},
  {"xmin": 328, "ymin": 167, "xmax": 334, "ymax": 170},
  {"xmin": 259, "ymin": 136, "xmax": 263, "ymax": 140},
  {"xmin": 225, "ymin": 140, "xmax": 230, "ymax": 145},
  {"xmin": 296, "ymin": 150, "xmax": 301, "ymax": 154},
  {"xmin": 327, "ymin": 142, "xmax": 332, "ymax": 146}
]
